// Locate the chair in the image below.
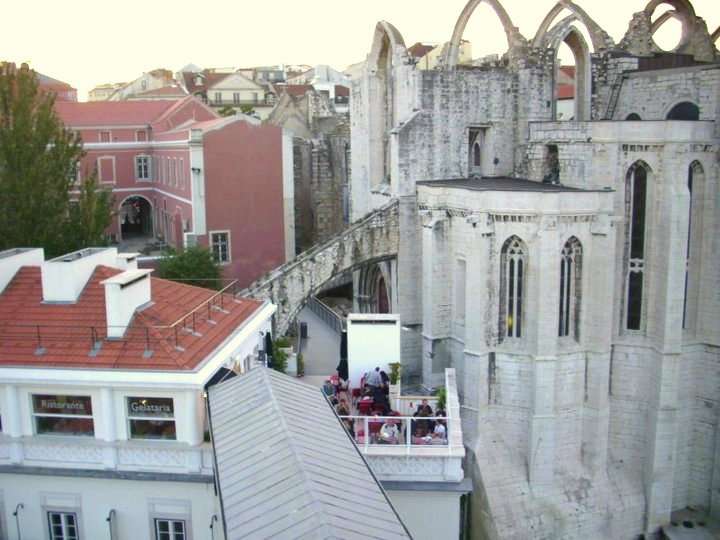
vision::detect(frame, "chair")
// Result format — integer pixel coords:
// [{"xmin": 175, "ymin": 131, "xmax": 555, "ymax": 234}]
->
[
  {"xmin": 351, "ymin": 388, "xmax": 362, "ymax": 406},
  {"xmin": 368, "ymin": 420, "xmax": 383, "ymax": 442},
  {"xmin": 358, "ymin": 399, "xmax": 373, "ymax": 415}
]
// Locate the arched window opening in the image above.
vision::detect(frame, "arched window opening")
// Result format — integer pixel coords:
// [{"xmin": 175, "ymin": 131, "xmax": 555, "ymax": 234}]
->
[
  {"xmin": 651, "ymin": 6, "xmax": 683, "ymax": 51},
  {"xmin": 553, "ymin": 27, "xmax": 591, "ymax": 122},
  {"xmin": 500, "ymin": 236, "xmax": 527, "ymax": 340},
  {"xmin": 684, "ymin": 161, "xmax": 704, "ymax": 331},
  {"xmin": 626, "ymin": 113, "xmax": 642, "ymax": 121},
  {"xmin": 625, "ymin": 164, "xmax": 649, "ymax": 331},
  {"xmin": 377, "ymin": 275, "xmax": 390, "ymax": 314},
  {"xmin": 559, "ymin": 237, "xmax": 582, "ymax": 339},
  {"xmin": 666, "ymin": 102, "xmax": 699, "ymax": 120},
  {"xmin": 468, "ymin": 127, "xmax": 486, "ymax": 175},
  {"xmin": 543, "ymin": 144, "xmax": 560, "ymax": 184}
]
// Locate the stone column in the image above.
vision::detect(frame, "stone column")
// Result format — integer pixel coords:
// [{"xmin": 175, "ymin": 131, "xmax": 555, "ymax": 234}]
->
[
  {"xmin": 4, "ymin": 384, "xmax": 23, "ymax": 463},
  {"xmin": 99, "ymin": 387, "xmax": 117, "ymax": 469},
  {"xmin": 643, "ymin": 164, "xmax": 688, "ymax": 532},
  {"xmin": 582, "ymin": 215, "xmax": 616, "ymax": 475},
  {"xmin": 421, "ymin": 212, "xmax": 450, "ymax": 388},
  {"xmin": 528, "ymin": 217, "xmax": 559, "ymax": 488}
]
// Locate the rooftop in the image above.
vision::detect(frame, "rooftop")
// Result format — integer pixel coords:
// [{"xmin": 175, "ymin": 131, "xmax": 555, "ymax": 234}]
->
[
  {"xmin": 55, "ymin": 99, "xmax": 179, "ymax": 126},
  {"xmin": 0, "ymin": 265, "xmax": 263, "ymax": 370},
  {"xmin": 209, "ymin": 368, "xmax": 410, "ymax": 540},
  {"xmin": 417, "ymin": 177, "xmax": 604, "ymax": 193}
]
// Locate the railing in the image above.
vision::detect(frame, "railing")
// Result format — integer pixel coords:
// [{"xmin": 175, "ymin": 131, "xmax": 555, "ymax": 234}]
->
[
  {"xmin": 394, "ymin": 396, "xmax": 439, "ymax": 416},
  {"xmin": 305, "ymin": 295, "xmax": 345, "ymax": 334},
  {"xmin": 0, "ymin": 279, "xmax": 241, "ymax": 356},
  {"xmin": 339, "ymin": 415, "xmax": 450, "ymax": 454}
]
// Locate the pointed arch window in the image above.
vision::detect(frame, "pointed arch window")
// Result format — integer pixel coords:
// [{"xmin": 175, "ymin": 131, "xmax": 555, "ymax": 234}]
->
[
  {"xmin": 684, "ymin": 161, "xmax": 704, "ymax": 330},
  {"xmin": 559, "ymin": 237, "xmax": 582, "ymax": 338},
  {"xmin": 625, "ymin": 163, "xmax": 649, "ymax": 331},
  {"xmin": 500, "ymin": 236, "xmax": 527, "ymax": 339}
]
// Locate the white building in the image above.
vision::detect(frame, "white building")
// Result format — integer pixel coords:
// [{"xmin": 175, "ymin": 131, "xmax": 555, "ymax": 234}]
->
[{"xmin": 0, "ymin": 247, "xmax": 274, "ymax": 540}]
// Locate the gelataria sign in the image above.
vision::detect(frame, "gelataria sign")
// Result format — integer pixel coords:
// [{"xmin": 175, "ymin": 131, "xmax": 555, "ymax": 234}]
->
[{"xmin": 127, "ymin": 398, "xmax": 173, "ymax": 417}]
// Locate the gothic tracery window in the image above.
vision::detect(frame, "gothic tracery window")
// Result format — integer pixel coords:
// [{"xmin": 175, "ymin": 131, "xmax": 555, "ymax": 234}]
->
[
  {"xmin": 625, "ymin": 163, "xmax": 649, "ymax": 331},
  {"xmin": 559, "ymin": 237, "xmax": 582, "ymax": 339},
  {"xmin": 500, "ymin": 236, "xmax": 527, "ymax": 340}
]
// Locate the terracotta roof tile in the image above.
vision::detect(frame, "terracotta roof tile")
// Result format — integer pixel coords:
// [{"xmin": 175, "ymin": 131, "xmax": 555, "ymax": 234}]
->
[
  {"xmin": 0, "ymin": 266, "xmax": 263, "ymax": 371},
  {"xmin": 55, "ymin": 100, "xmax": 180, "ymax": 126}
]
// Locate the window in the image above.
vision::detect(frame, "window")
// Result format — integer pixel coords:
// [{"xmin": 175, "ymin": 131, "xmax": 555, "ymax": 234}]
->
[
  {"xmin": 211, "ymin": 231, "xmax": 230, "ymax": 264},
  {"xmin": 97, "ymin": 156, "xmax": 115, "ymax": 183},
  {"xmin": 68, "ymin": 161, "xmax": 80, "ymax": 184},
  {"xmin": 214, "ymin": 92, "xmax": 222, "ymax": 105},
  {"xmin": 154, "ymin": 519, "xmax": 186, "ymax": 540},
  {"xmin": 625, "ymin": 163, "xmax": 649, "ymax": 331},
  {"xmin": 179, "ymin": 158, "xmax": 185, "ymax": 188},
  {"xmin": 48, "ymin": 511, "xmax": 79, "ymax": 540},
  {"xmin": 99, "ymin": 131, "xmax": 111, "ymax": 143},
  {"xmin": 500, "ymin": 236, "xmax": 527, "ymax": 340},
  {"xmin": 666, "ymin": 101, "xmax": 699, "ymax": 121},
  {"xmin": 32, "ymin": 394, "xmax": 94, "ymax": 436},
  {"xmin": 170, "ymin": 158, "xmax": 176, "ymax": 186},
  {"xmin": 127, "ymin": 397, "xmax": 176, "ymax": 440},
  {"xmin": 136, "ymin": 130, "xmax": 148, "ymax": 142},
  {"xmin": 135, "ymin": 155, "xmax": 151, "ymax": 180},
  {"xmin": 252, "ymin": 92, "xmax": 259, "ymax": 103},
  {"xmin": 233, "ymin": 92, "xmax": 240, "ymax": 105},
  {"xmin": 684, "ymin": 162, "xmax": 704, "ymax": 330},
  {"xmin": 559, "ymin": 237, "xmax": 582, "ymax": 339},
  {"xmin": 468, "ymin": 128, "xmax": 485, "ymax": 175}
]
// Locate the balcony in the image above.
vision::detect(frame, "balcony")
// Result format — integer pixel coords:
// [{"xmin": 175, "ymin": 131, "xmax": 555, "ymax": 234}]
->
[
  {"xmin": 338, "ymin": 368, "xmax": 464, "ymax": 482},
  {"xmin": 0, "ymin": 435, "xmax": 214, "ymax": 477}
]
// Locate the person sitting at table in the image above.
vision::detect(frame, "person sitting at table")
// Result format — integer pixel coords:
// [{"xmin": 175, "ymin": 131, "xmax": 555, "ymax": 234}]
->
[
  {"xmin": 335, "ymin": 399, "xmax": 350, "ymax": 417},
  {"xmin": 322, "ymin": 379, "xmax": 335, "ymax": 397},
  {"xmin": 432, "ymin": 419, "xmax": 447, "ymax": 441},
  {"xmin": 413, "ymin": 409, "xmax": 432, "ymax": 437},
  {"xmin": 415, "ymin": 399, "xmax": 433, "ymax": 416},
  {"xmin": 379, "ymin": 419, "xmax": 399, "ymax": 444},
  {"xmin": 371, "ymin": 385, "xmax": 390, "ymax": 414},
  {"xmin": 380, "ymin": 369, "xmax": 390, "ymax": 395}
]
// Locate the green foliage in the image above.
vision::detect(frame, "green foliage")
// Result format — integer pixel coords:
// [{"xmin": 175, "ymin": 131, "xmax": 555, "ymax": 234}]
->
[
  {"xmin": 156, "ymin": 247, "xmax": 222, "ymax": 289},
  {"xmin": 271, "ymin": 338, "xmax": 289, "ymax": 374},
  {"xmin": 389, "ymin": 362, "xmax": 402, "ymax": 385},
  {"xmin": 0, "ymin": 62, "xmax": 113, "ymax": 257},
  {"xmin": 218, "ymin": 105, "xmax": 236, "ymax": 117},
  {"xmin": 296, "ymin": 353, "xmax": 305, "ymax": 377},
  {"xmin": 240, "ymin": 104, "xmax": 255, "ymax": 116},
  {"xmin": 435, "ymin": 387, "xmax": 447, "ymax": 412}
]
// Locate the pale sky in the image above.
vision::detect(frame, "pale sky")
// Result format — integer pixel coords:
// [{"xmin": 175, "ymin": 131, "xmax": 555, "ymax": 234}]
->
[{"xmin": 3, "ymin": 0, "xmax": 718, "ymax": 100}]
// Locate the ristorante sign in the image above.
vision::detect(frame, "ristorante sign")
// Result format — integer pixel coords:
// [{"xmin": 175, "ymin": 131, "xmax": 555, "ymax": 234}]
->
[{"xmin": 33, "ymin": 395, "xmax": 92, "ymax": 415}]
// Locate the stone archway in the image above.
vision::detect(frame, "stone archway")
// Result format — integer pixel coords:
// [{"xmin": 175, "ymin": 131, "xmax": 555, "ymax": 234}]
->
[
  {"xmin": 532, "ymin": 1, "xmax": 614, "ymax": 52},
  {"xmin": 119, "ymin": 195, "xmax": 153, "ymax": 242}
]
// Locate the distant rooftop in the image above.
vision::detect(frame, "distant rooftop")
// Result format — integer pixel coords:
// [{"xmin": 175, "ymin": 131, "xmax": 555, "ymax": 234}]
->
[{"xmin": 417, "ymin": 177, "xmax": 606, "ymax": 193}]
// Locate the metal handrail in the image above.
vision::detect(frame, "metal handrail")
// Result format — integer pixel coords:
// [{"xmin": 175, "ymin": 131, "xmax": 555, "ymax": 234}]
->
[
  {"xmin": 305, "ymin": 295, "xmax": 345, "ymax": 334},
  {"xmin": 13, "ymin": 503, "xmax": 23, "ymax": 540},
  {"xmin": 106, "ymin": 509, "xmax": 116, "ymax": 540}
]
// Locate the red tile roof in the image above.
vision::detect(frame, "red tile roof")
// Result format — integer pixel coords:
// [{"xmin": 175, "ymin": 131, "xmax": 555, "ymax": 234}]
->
[
  {"xmin": 556, "ymin": 84, "xmax": 575, "ymax": 100},
  {"xmin": 559, "ymin": 65, "xmax": 576, "ymax": 78},
  {"xmin": 0, "ymin": 266, "xmax": 263, "ymax": 370},
  {"xmin": 334, "ymin": 85, "xmax": 349, "ymax": 97},
  {"xmin": 134, "ymin": 85, "xmax": 188, "ymax": 98},
  {"xmin": 408, "ymin": 42, "xmax": 436, "ymax": 59},
  {"xmin": 278, "ymin": 84, "xmax": 313, "ymax": 97},
  {"xmin": 181, "ymin": 71, "xmax": 231, "ymax": 95},
  {"xmin": 55, "ymin": 100, "xmax": 180, "ymax": 126}
]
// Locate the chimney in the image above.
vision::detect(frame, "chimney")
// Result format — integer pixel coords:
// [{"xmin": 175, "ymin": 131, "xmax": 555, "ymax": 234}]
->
[
  {"xmin": 101, "ymin": 269, "xmax": 153, "ymax": 338},
  {"xmin": 0, "ymin": 248, "xmax": 44, "ymax": 294},
  {"xmin": 115, "ymin": 252, "xmax": 139, "ymax": 271},
  {"xmin": 42, "ymin": 247, "xmax": 119, "ymax": 302}
]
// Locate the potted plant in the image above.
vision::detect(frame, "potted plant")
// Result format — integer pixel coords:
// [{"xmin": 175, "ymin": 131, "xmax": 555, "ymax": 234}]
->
[
  {"xmin": 296, "ymin": 353, "xmax": 305, "ymax": 377},
  {"xmin": 388, "ymin": 362, "xmax": 402, "ymax": 404},
  {"xmin": 271, "ymin": 338, "xmax": 289, "ymax": 374},
  {"xmin": 435, "ymin": 387, "xmax": 447, "ymax": 414}
]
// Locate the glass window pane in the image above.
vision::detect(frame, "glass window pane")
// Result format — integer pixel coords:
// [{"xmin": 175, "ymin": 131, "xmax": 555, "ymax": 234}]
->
[
  {"xmin": 627, "ymin": 272, "xmax": 643, "ymax": 330},
  {"xmin": 127, "ymin": 397, "xmax": 174, "ymax": 418},
  {"xmin": 33, "ymin": 395, "xmax": 92, "ymax": 415},
  {"xmin": 130, "ymin": 419, "xmax": 176, "ymax": 440},
  {"xmin": 36, "ymin": 416, "xmax": 94, "ymax": 436},
  {"xmin": 630, "ymin": 168, "xmax": 647, "ymax": 259}
]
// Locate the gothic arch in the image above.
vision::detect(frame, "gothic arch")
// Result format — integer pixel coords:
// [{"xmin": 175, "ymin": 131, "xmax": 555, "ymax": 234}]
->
[
  {"xmin": 444, "ymin": 0, "xmax": 526, "ymax": 69},
  {"xmin": 367, "ymin": 21, "xmax": 407, "ymax": 74},
  {"xmin": 644, "ymin": 0, "xmax": 700, "ymax": 52},
  {"xmin": 546, "ymin": 23, "xmax": 592, "ymax": 121},
  {"xmin": 532, "ymin": 1, "xmax": 614, "ymax": 52},
  {"xmin": 711, "ymin": 26, "xmax": 719, "ymax": 44}
]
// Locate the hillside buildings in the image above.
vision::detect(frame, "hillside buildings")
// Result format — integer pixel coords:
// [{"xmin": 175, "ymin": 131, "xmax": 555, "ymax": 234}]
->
[
  {"xmin": 55, "ymin": 97, "xmax": 294, "ymax": 287},
  {"xmin": 350, "ymin": 0, "xmax": 720, "ymax": 538}
]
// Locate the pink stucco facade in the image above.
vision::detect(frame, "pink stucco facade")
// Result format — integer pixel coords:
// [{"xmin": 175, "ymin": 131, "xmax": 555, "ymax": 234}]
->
[{"xmin": 55, "ymin": 97, "xmax": 288, "ymax": 287}]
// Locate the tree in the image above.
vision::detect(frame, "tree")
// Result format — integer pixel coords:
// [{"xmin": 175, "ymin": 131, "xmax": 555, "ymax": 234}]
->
[
  {"xmin": 156, "ymin": 246, "xmax": 222, "ymax": 289},
  {"xmin": 0, "ymin": 62, "xmax": 113, "ymax": 256},
  {"xmin": 218, "ymin": 105, "xmax": 236, "ymax": 117}
]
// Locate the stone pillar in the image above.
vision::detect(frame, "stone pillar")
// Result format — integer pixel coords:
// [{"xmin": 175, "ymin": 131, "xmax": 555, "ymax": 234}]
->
[
  {"xmin": 528, "ymin": 217, "xmax": 559, "ymax": 488},
  {"xmin": 582, "ymin": 215, "xmax": 616, "ymax": 475},
  {"xmin": 4, "ymin": 384, "xmax": 23, "ymax": 463},
  {"xmin": 100, "ymin": 387, "xmax": 117, "ymax": 469},
  {"xmin": 421, "ymin": 212, "xmax": 450, "ymax": 387},
  {"xmin": 643, "ymin": 168, "xmax": 688, "ymax": 532},
  {"xmin": 185, "ymin": 390, "xmax": 203, "ymax": 447}
]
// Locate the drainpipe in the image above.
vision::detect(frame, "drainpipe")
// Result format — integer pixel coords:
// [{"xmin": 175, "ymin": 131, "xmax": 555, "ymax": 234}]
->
[
  {"xmin": 106, "ymin": 509, "xmax": 116, "ymax": 540},
  {"xmin": 13, "ymin": 503, "xmax": 23, "ymax": 540},
  {"xmin": 209, "ymin": 514, "xmax": 218, "ymax": 540}
]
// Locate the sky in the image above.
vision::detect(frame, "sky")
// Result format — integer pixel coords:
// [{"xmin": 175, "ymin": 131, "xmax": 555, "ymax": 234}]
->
[{"xmin": 3, "ymin": 0, "xmax": 718, "ymax": 100}]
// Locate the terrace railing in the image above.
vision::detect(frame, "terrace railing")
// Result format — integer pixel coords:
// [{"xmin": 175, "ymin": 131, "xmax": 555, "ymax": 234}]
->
[{"xmin": 338, "ymin": 415, "xmax": 450, "ymax": 455}]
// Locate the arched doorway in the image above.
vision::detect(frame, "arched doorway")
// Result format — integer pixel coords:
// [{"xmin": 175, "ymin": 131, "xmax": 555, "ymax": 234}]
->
[
  {"xmin": 666, "ymin": 101, "xmax": 700, "ymax": 120},
  {"xmin": 119, "ymin": 196, "xmax": 153, "ymax": 241}
]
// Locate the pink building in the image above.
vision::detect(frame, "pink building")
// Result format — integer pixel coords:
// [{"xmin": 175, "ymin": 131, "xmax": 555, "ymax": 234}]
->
[{"xmin": 55, "ymin": 97, "xmax": 294, "ymax": 287}]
